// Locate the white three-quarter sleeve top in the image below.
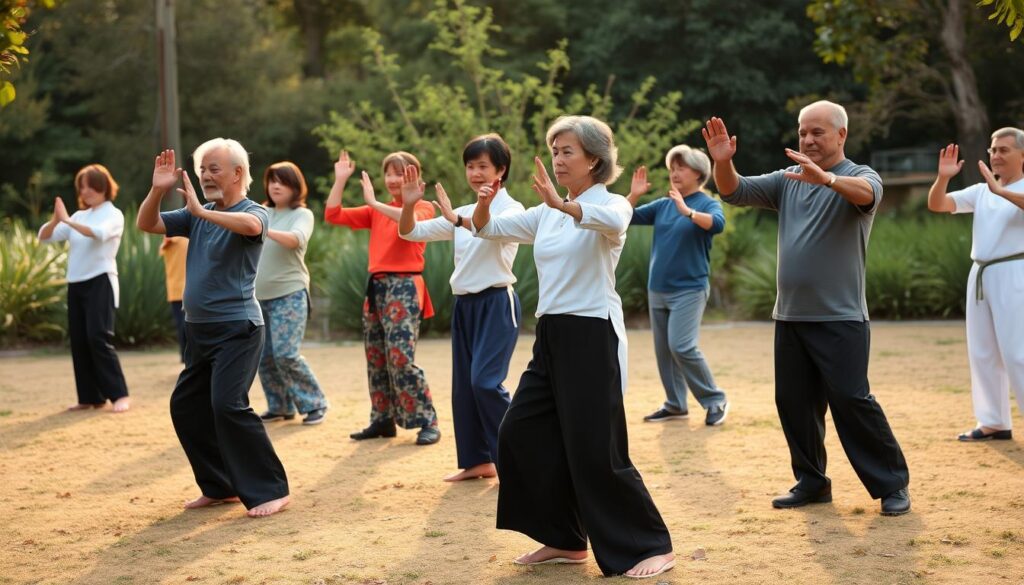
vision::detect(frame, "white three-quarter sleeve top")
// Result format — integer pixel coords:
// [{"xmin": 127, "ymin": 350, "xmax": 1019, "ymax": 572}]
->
[{"xmin": 38, "ymin": 201, "xmax": 124, "ymax": 307}]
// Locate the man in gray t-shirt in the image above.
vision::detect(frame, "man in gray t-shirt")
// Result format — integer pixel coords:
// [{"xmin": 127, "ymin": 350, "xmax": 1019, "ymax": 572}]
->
[
  {"xmin": 703, "ymin": 100, "xmax": 910, "ymax": 516},
  {"xmin": 137, "ymin": 139, "xmax": 289, "ymax": 518}
]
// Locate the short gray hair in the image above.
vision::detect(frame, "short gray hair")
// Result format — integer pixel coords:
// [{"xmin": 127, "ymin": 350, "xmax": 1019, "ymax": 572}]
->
[
  {"xmin": 798, "ymin": 100, "xmax": 849, "ymax": 131},
  {"xmin": 545, "ymin": 115, "xmax": 623, "ymax": 184},
  {"xmin": 991, "ymin": 127, "xmax": 1024, "ymax": 150},
  {"xmin": 664, "ymin": 144, "xmax": 712, "ymax": 189},
  {"xmin": 192, "ymin": 138, "xmax": 253, "ymax": 194}
]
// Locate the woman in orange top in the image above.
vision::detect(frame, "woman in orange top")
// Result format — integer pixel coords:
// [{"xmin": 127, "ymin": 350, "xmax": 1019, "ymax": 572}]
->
[{"xmin": 325, "ymin": 150, "xmax": 441, "ymax": 445}]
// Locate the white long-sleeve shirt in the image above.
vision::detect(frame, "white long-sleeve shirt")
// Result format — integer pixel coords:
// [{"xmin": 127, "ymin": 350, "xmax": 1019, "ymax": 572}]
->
[
  {"xmin": 38, "ymin": 201, "xmax": 124, "ymax": 306},
  {"xmin": 475, "ymin": 183, "xmax": 633, "ymax": 392},
  {"xmin": 401, "ymin": 188, "xmax": 524, "ymax": 295}
]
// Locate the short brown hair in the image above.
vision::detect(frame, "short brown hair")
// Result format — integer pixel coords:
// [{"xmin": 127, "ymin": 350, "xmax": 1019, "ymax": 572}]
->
[
  {"xmin": 74, "ymin": 164, "xmax": 119, "ymax": 209},
  {"xmin": 263, "ymin": 161, "xmax": 308, "ymax": 208},
  {"xmin": 381, "ymin": 151, "xmax": 421, "ymax": 176}
]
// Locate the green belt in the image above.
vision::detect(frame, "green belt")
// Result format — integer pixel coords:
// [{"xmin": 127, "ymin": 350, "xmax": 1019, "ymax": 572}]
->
[{"xmin": 975, "ymin": 252, "xmax": 1024, "ymax": 302}]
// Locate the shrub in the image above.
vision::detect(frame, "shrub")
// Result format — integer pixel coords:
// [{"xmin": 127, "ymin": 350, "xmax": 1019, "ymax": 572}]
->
[
  {"xmin": 114, "ymin": 210, "xmax": 175, "ymax": 346},
  {"xmin": 0, "ymin": 219, "xmax": 66, "ymax": 346}
]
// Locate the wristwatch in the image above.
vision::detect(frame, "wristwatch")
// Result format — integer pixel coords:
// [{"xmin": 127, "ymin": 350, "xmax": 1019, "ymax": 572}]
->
[
  {"xmin": 452, "ymin": 216, "xmax": 462, "ymax": 228},
  {"xmin": 826, "ymin": 173, "xmax": 838, "ymax": 187},
  {"xmin": 687, "ymin": 209, "xmax": 696, "ymax": 219}
]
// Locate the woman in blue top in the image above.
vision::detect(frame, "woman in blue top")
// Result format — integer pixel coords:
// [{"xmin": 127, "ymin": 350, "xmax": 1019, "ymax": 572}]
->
[{"xmin": 628, "ymin": 145, "xmax": 729, "ymax": 426}]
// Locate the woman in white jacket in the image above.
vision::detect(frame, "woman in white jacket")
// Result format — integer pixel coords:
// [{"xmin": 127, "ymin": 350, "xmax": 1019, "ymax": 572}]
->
[{"xmin": 39, "ymin": 164, "xmax": 130, "ymax": 413}]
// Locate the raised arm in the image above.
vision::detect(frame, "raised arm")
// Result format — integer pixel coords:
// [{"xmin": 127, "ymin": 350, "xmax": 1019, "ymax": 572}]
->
[
  {"xmin": 783, "ymin": 148, "xmax": 874, "ymax": 207},
  {"xmin": 400, "ymin": 177, "xmax": 456, "ymax": 241},
  {"xmin": 473, "ymin": 181, "xmax": 540, "ymax": 244},
  {"xmin": 927, "ymin": 144, "xmax": 962, "ymax": 213},
  {"xmin": 179, "ymin": 171, "xmax": 262, "ymax": 237},
  {"xmin": 138, "ymin": 149, "xmax": 181, "ymax": 234},
  {"xmin": 667, "ymin": 189, "xmax": 720, "ymax": 232},
  {"xmin": 361, "ymin": 170, "xmax": 403, "ymax": 222},
  {"xmin": 702, "ymin": 117, "xmax": 740, "ymax": 196},
  {"xmin": 626, "ymin": 166, "xmax": 651, "ymax": 207},
  {"xmin": 979, "ymin": 160, "xmax": 1024, "ymax": 211},
  {"xmin": 38, "ymin": 197, "xmax": 70, "ymax": 241},
  {"xmin": 325, "ymin": 150, "xmax": 355, "ymax": 209}
]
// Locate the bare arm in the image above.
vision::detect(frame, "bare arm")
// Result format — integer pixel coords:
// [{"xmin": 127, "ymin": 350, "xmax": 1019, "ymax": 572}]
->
[
  {"xmin": 179, "ymin": 171, "xmax": 262, "ymax": 237},
  {"xmin": 927, "ymin": 144, "xmax": 961, "ymax": 213},
  {"xmin": 267, "ymin": 229, "xmax": 300, "ymax": 249},
  {"xmin": 668, "ymin": 190, "xmax": 715, "ymax": 231},
  {"xmin": 783, "ymin": 148, "xmax": 874, "ymax": 207},
  {"xmin": 979, "ymin": 161, "xmax": 1024, "ymax": 211},
  {"xmin": 39, "ymin": 198, "xmax": 65, "ymax": 240}
]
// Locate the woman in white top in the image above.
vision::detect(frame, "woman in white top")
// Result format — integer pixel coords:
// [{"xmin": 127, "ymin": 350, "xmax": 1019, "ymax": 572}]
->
[
  {"xmin": 472, "ymin": 116, "xmax": 675, "ymax": 579},
  {"xmin": 928, "ymin": 128, "xmax": 1024, "ymax": 442},
  {"xmin": 38, "ymin": 164, "xmax": 130, "ymax": 413},
  {"xmin": 398, "ymin": 133, "xmax": 525, "ymax": 482}
]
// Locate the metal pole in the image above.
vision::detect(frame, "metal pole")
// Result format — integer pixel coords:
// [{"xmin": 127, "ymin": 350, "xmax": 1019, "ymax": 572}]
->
[{"xmin": 156, "ymin": 0, "xmax": 182, "ymax": 209}]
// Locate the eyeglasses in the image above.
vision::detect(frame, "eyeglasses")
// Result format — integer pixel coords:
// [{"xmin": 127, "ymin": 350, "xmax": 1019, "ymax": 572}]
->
[{"xmin": 987, "ymin": 147, "xmax": 1020, "ymax": 155}]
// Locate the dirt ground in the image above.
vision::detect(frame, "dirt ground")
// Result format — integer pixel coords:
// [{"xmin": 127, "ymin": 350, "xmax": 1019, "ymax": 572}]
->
[{"xmin": 1, "ymin": 322, "xmax": 1022, "ymax": 585}]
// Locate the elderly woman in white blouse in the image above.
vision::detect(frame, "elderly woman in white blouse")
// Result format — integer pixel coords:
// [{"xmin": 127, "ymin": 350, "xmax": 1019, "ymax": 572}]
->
[
  {"xmin": 39, "ymin": 164, "xmax": 130, "ymax": 413},
  {"xmin": 472, "ymin": 116, "xmax": 675, "ymax": 579}
]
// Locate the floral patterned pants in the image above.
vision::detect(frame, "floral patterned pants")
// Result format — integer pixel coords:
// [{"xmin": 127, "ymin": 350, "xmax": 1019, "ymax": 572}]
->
[
  {"xmin": 363, "ymin": 275, "xmax": 437, "ymax": 429},
  {"xmin": 258, "ymin": 290, "xmax": 328, "ymax": 415}
]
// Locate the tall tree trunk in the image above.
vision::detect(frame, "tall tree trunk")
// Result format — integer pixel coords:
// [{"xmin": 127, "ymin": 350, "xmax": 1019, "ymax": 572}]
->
[
  {"xmin": 293, "ymin": 0, "xmax": 327, "ymax": 78},
  {"xmin": 940, "ymin": 0, "xmax": 990, "ymax": 184}
]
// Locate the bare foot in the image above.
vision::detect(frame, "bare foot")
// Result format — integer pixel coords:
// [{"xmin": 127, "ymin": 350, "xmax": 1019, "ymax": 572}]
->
[
  {"xmin": 624, "ymin": 552, "xmax": 676, "ymax": 579},
  {"xmin": 443, "ymin": 462, "xmax": 497, "ymax": 482},
  {"xmin": 112, "ymin": 397, "xmax": 131, "ymax": 413},
  {"xmin": 183, "ymin": 495, "xmax": 241, "ymax": 509},
  {"xmin": 66, "ymin": 403, "xmax": 104, "ymax": 411},
  {"xmin": 247, "ymin": 495, "xmax": 290, "ymax": 518},
  {"xmin": 513, "ymin": 545, "xmax": 587, "ymax": 566}
]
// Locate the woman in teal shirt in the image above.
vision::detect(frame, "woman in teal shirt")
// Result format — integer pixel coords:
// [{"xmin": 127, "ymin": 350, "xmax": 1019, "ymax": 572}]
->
[{"xmin": 628, "ymin": 145, "xmax": 729, "ymax": 426}]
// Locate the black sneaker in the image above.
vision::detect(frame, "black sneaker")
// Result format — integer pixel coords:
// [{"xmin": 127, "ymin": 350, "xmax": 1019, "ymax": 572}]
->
[
  {"xmin": 302, "ymin": 408, "xmax": 327, "ymax": 426},
  {"xmin": 705, "ymin": 402, "xmax": 729, "ymax": 426},
  {"xmin": 880, "ymin": 487, "xmax": 911, "ymax": 516},
  {"xmin": 643, "ymin": 408, "xmax": 689, "ymax": 422},
  {"xmin": 350, "ymin": 419, "xmax": 397, "ymax": 440},
  {"xmin": 415, "ymin": 425, "xmax": 441, "ymax": 445},
  {"xmin": 260, "ymin": 411, "xmax": 296, "ymax": 422}
]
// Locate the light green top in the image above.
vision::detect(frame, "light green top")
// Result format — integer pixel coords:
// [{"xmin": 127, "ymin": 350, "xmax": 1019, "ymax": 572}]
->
[{"xmin": 255, "ymin": 206, "xmax": 314, "ymax": 301}]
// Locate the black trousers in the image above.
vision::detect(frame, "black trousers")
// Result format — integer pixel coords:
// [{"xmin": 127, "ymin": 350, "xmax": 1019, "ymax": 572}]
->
[
  {"xmin": 67, "ymin": 275, "xmax": 128, "ymax": 404},
  {"xmin": 170, "ymin": 301, "xmax": 186, "ymax": 363},
  {"xmin": 496, "ymin": 315, "xmax": 672, "ymax": 576},
  {"xmin": 171, "ymin": 320, "xmax": 289, "ymax": 509},
  {"xmin": 775, "ymin": 321, "xmax": 909, "ymax": 499}
]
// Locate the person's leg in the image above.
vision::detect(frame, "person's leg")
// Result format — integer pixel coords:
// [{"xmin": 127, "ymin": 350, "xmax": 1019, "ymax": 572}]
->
[
  {"xmin": 964, "ymin": 264, "xmax": 1011, "ymax": 431},
  {"xmin": 207, "ymin": 320, "xmax": 290, "ymax": 511},
  {"xmin": 360, "ymin": 282, "xmax": 395, "ymax": 430},
  {"xmin": 380, "ymin": 276, "xmax": 437, "ymax": 431},
  {"xmin": 496, "ymin": 317, "xmax": 588, "ymax": 557},
  {"xmin": 774, "ymin": 321, "xmax": 830, "ymax": 494},
  {"xmin": 449, "ymin": 296, "xmax": 485, "ymax": 470},
  {"xmin": 82, "ymin": 276, "xmax": 129, "ymax": 407},
  {"xmin": 648, "ymin": 290, "xmax": 688, "ymax": 414},
  {"xmin": 257, "ymin": 298, "xmax": 292, "ymax": 417},
  {"xmin": 171, "ymin": 323, "xmax": 237, "ymax": 503},
  {"xmin": 66, "ymin": 281, "xmax": 104, "ymax": 407},
  {"xmin": 545, "ymin": 315, "xmax": 673, "ymax": 576},
  {"xmin": 804, "ymin": 321, "xmax": 909, "ymax": 500},
  {"xmin": 171, "ymin": 301, "xmax": 187, "ymax": 363},
  {"xmin": 665, "ymin": 288, "xmax": 727, "ymax": 418},
  {"xmin": 468, "ymin": 289, "xmax": 519, "ymax": 465},
  {"xmin": 271, "ymin": 291, "xmax": 328, "ymax": 416},
  {"xmin": 986, "ymin": 263, "xmax": 1024, "ymax": 428}
]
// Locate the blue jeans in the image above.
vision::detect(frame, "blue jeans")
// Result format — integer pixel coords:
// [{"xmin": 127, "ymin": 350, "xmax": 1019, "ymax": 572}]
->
[{"xmin": 648, "ymin": 287, "xmax": 726, "ymax": 412}]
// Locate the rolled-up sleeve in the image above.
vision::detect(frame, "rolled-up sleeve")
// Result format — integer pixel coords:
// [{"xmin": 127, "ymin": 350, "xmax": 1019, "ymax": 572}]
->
[{"xmin": 291, "ymin": 208, "xmax": 315, "ymax": 250}]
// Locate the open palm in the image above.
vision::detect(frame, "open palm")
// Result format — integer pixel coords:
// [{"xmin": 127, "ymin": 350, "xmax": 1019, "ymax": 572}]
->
[
  {"xmin": 701, "ymin": 117, "xmax": 737, "ymax": 163},
  {"xmin": 153, "ymin": 149, "xmax": 181, "ymax": 191},
  {"xmin": 937, "ymin": 144, "xmax": 963, "ymax": 179}
]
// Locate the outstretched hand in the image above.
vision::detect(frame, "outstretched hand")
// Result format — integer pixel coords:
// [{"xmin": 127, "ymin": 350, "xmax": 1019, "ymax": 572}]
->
[
  {"xmin": 177, "ymin": 171, "xmax": 205, "ymax": 216},
  {"xmin": 701, "ymin": 117, "xmax": 737, "ymax": 163},
  {"xmin": 782, "ymin": 148, "xmax": 830, "ymax": 185},
  {"xmin": 977, "ymin": 160, "xmax": 1006, "ymax": 196},
  {"xmin": 334, "ymin": 150, "xmax": 356, "ymax": 185},
  {"xmin": 360, "ymin": 171, "xmax": 378, "ymax": 206},
  {"xmin": 432, "ymin": 182, "xmax": 458, "ymax": 222},
  {"xmin": 401, "ymin": 165, "xmax": 425, "ymax": 204},
  {"xmin": 630, "ymin": 166, "xmax": 651, "ymax": 198},
  {"xmin": 152, "ymin": 149, "xmax": 182, "ymax": 192},
  {"xmin": 937, "ymin": 144, "xmax": 964, "ymax": 179},
  {"xmin": 531, "ymin": 156, "xmax": 562, "ymax": 209}
]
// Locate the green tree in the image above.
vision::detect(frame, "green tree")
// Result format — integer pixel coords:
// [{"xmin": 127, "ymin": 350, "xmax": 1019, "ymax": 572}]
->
[
  {"xmin": 979, "ymin": 0, "xmax": 1024, "ymax": 40},
  {"xmin": 0, "ymin": 0, "xmax": 62, "ymax": 106}
]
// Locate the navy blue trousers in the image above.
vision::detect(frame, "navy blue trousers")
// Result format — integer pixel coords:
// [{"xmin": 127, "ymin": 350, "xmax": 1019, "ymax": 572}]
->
[{"xmin": 451, "ymin": 286, "xmax": 520, "ymax": 469}]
